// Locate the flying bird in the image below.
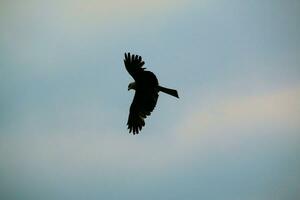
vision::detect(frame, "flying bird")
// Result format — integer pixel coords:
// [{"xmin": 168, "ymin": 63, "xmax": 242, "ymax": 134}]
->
[{"xmin": 124, "ymin": 52, "xmax": 179, "ymax": 135}]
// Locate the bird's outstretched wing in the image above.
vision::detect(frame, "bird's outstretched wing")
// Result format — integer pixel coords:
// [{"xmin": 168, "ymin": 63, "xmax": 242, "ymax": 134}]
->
[
  {"xmin": 127, "ymin": 88, "xmax": 158, "ymax": 135},
  {"xmin": 124, "ymin": 52, "xmax": 145, "ymax": 80}
]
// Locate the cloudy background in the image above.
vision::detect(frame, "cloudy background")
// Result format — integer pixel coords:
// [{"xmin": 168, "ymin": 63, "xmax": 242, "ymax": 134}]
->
[{"xmin": 1, "ymin": 0, "xmax": 300, "ymax": 199}]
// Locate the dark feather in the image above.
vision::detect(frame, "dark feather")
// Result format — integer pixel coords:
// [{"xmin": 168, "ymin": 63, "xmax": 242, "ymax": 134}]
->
[
  {"xmin": 125, "ymin": 53, "xmax": 159, "ymax": 134},
  {"xmin": 127, "ymin": 89, "xmax": 158, "ymax": 134},
  {"xmin": 124, "ymin": 52, "xmax": 146, "ymax": 80},
  {"xmin": 124, "ymin": 53, "xmax": 178, "ymax": 134}
]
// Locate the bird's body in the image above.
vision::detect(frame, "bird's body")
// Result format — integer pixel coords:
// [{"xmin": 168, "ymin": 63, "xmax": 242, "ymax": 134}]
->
[{"xmin": 124, "ymin": 53, "xmax": 178, "ymax": 134}]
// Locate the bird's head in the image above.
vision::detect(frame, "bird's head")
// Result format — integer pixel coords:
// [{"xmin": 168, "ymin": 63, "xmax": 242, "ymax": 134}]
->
[{"xmin": 128, "ymin": 82, "xmax": 136, "ymax": 91}]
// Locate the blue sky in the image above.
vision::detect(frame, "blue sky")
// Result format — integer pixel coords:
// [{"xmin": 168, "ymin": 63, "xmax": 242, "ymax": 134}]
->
[{"xmin": 1, "ymin": 0, "xmax": 300, "ymax": 199}]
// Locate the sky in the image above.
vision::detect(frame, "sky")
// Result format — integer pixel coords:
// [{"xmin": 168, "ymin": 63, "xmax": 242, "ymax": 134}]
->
[{"xmin": 0, "ymin": 0, "xmax": 300, "ymax": 199}]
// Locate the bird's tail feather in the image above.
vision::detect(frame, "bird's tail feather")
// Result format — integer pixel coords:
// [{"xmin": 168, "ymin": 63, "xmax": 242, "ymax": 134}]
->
[{"xmin": 158, "ymin": 86, "xmax": 179, "ymax": 98}]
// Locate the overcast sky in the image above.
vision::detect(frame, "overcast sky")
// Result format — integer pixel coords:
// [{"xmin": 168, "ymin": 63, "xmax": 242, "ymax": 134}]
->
[{"xmin": 1, "ymin": 0, "xmax": 300, "ymax": 199}]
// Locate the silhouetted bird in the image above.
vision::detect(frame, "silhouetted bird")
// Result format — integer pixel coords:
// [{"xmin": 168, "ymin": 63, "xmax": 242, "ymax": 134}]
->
[{"xmin": 124, "ymin": 52, "xmax": 179, "ymax": 135}]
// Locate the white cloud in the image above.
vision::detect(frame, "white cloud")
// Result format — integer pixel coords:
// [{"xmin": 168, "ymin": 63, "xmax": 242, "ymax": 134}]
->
[
  {"xmin": 1, "ymin": 86, "xmax": 299, "ymax": 177},
  {"xmin": 176, "ymin": 86, "xmax": 300, "ymax": 138}
]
